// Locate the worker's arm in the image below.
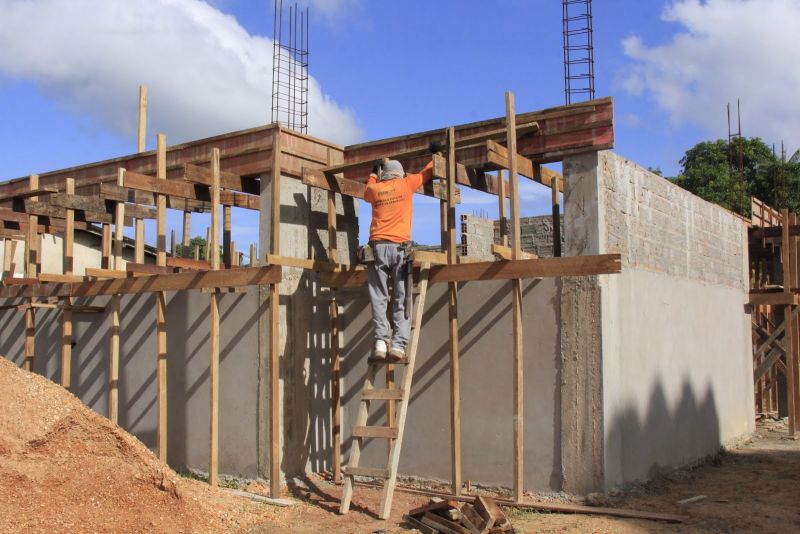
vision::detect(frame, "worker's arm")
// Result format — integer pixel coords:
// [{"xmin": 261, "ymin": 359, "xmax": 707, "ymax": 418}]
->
[{"xmin": 405, "ymin": 160, "xmax": 435, "ymax": 191}]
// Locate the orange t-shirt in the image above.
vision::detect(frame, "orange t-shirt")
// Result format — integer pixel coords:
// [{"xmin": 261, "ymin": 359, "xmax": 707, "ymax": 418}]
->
[{"xmin": 365, "ymin": 161, "xmax": 434, "ymax": 243}]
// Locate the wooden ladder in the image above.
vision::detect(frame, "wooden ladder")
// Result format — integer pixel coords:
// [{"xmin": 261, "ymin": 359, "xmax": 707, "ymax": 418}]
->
[{"xmin": 339, "ymin": 263, "xmax": 430, "ymax": 519}]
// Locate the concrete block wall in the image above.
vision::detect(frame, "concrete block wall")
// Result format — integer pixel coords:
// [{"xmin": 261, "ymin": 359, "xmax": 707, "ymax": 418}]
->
[
  {"xmin": 494, "ymin": 216, "xmax": 565, "ymax": 258},
  {"xmin": 460, "ymin": 214, "xmax": 495, "ymax": 259},
  {"xmin": 561, "ymin": 151, "xmax": 754, "ymax": 492}
]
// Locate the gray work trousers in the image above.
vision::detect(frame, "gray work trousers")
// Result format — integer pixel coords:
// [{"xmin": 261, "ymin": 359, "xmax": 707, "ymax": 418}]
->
[{"xmin": 368, "ymin": 243, "xmax": 410, "ymax": 350}]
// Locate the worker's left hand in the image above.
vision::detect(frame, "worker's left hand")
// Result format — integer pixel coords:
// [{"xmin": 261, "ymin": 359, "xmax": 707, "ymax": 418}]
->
[
  {"xmin": 429, "ymin": 141, "xmax": 445, "ymax": 154},
  {"xmin": 372, "ymin": 160, "xmax": 383, "ymax": 175}
]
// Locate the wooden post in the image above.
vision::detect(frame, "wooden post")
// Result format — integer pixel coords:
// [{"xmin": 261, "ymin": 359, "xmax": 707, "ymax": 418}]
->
[
  {"xmin": 101, "ymin": 224, "xmax": 111, "ymax": 269},
  {"xmin": 61, "ymin": 177, "xmax": 75, "ymax": 389},
  {"xmin": 231, "ymin": 242, "xmax": 238, "ymax": 266},
  {"xmin": 328, "ymin": 185, "xmax": 342, "ymax": 482},
  {"xmin": 209, "ymin": 148, "xmax": 221, "ymax": 487},
  {"xmin": 223, "ymin": 205, "xmax": 232, "ymax": 267},
  {"xmin": 182, "ymin": 211, "xmax": 191, "ymax": 256},
  {"xmin": 135, "ymin": 220, "xmax": 145, "ymax": 264},
  {"xmin": 194, "ymin": 245, "xmax": 200, "ymax": 261},
  {"xmin": 498, "ymin": 169, "xmax": 508, "ymax": 247},
  {"xmin": 170, "ymin": 229, "xmax": 176, "ymax": 257},
  {"xmin": 138, "ymin": 85, "xmax": 147, "ymax": 153},
  {"xmin": 269, "ymin": 127, "xmax": 282, "ymax": 497},
  {"xmin": 110, "ymin": 168, "xmax": 125, "ymax": 424},
  {"xmin": 791, "ymin": 213, "xmax": 800, "ymax": 432},
  {"xmin": 446, "ymin": 126, "xmax": 462, "ymax": 496},
  {"xmin": 2, "ymin": 239, "xmax": 16, "ymax": 279},
  {"xmin": 24, "ymin": 174, "xmax": 39, "ymax": 372},
  {"xmin": 206, "ymin": 227, "xmax": 212, "ymax": 262},
  {"xmin": 250, "ymin": 243, "xmax": 257, "ymax": 266},
  {"xmin": 506, "ymin": 91, "xmax": 525, "ymax": 502},
  {"xmin": 784, "ymin": 209, "xmax": 797, "ymax": 435},
  {"xmin": 551, "ymin": 171, "xmax": 561, "ymax": 257},
  {"xmin": 156, "ymin": 133, "xmax": 169, "ymax": 462}
]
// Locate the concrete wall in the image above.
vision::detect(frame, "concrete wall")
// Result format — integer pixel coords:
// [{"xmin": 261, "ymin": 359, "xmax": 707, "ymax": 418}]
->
[
  {"xmin": 562, "ymin": 151, "xmax": 754, "ymax": 491},
  {"xmin": 336, "ymin": 278, "xmax": 561, "ymax": 489},
  {"xmin": 494, "ymin": 215, "xmax": 564, "ymax": 258}
]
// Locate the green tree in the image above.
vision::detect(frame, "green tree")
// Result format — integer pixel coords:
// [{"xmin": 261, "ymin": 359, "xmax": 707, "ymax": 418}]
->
[
  {"xmin": 672, "ymin": 137, "xmax": 800, "ymax": 216},
  {"xmin": 178, "ymin": 236, "xmax": 223, "ymax": 262}
]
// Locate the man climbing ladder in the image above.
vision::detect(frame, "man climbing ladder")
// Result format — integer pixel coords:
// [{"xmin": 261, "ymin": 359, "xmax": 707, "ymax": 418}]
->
[{"xmin": 363, "ymin": 144, "xmax": 440, "ymax": 360}]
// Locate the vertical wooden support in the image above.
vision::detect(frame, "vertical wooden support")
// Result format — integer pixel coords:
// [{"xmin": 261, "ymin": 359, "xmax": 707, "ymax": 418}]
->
[
  {"xmin": 250, "ymin": 243, "xmax": 257, "ymax": 266},
  {"xmin": 24, "ymin": 174, "xmax": 39, "ymax": 372},
  {"xmin": 209, "ymin": 148, "xmax": 221, "ymax": 487},
  {"xmin": 551, "ymin": 171, "xmax": 561, "ymax": 257},
  {"xmin": 231, "ymin": 242, "xmax": 239, "ymax": 266},
  {"xmin": 61, "ymin": 177, "xmax": 75, "ymax": 389},
  {"xmin": 498, "ymin": 169, "xmax": 508, "ymax": 247},
  {"xmin": 446, "ymin": 126, "xmax": 462, "ymax": 496},
  {"xmin": 2, "ymin": 239, "xmax": 16, "ymax": 279},
  {"xmin": 156, "ymin": 133, "xmax": 169, "ymax": 462},
  {"xmin": 791, "ymin": 213, "xmax": 800, "ymax": 432},
  {"xmin": 170, "ymin": 229, "xmax": 176, "ymax": 257},
  {"xmin": 506, "ymin": 91, "xmax": 524, "ymax": 502},
  {"xmin": 101, "ymin": 224, "xmax": 111, "ymax": 269},
  {"xmin": 135, "ymin": 220, "xmax": 145, "ymax": 264},
  {"xmin": 206, "ymin": 227, "xmax": 212, "ymax": 262},
  {"xmin": 782, "ymin": 209, "xmax": 796, "ymax": 435},
  {"xmin": 223, "ymin": 205, "xmax": 232, "ymax": 267},
  {"xmin": 328, "ymin": 186, "xmax": 342, "ymax": 482},
  {"xmin": 194, "ymin": 245, "xmax": 200, "ymax": 261},
  {"xmin": 269, "ymin": 127, "xmax": 283, "ymax": 497},
  {"xmin": 182, "ymin": 211, "xmax": 191, "ymax": 254},
  {"xmin": 138, "ymin": 85, "xmax": 147, "ymax": 153},
  {"xmin": 110, "ymin": 169, "xmax": 125, "ymax": 424}
]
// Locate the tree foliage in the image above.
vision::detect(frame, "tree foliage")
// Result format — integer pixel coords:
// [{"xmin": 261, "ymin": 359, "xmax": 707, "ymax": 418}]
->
[{"xmin": 672, "ymin": 137, "xmax": 800, "ymax": 216}]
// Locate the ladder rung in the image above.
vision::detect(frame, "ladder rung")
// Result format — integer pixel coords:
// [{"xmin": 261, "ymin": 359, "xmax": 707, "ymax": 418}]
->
[
  {"xmin": 368, "ymin": 356, "xmax": 409, "ymax": 365},
  {"xmin": 343, "ymin": 466, "xmax": 391, "ymax": 479},
  {"xmin": 352, "ymin": 425, "xmax": 399, "ymax": 439},
  {"xmin": 361, "ymin": 388, "xmax": 405, "ymax": 401}
]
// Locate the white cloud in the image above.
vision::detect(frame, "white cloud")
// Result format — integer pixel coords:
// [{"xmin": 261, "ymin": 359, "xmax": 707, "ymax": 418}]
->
[
  {"xmin": 0, "ymin": 0, "xmax": 362, "ymax": 145},
  {"xmin": 299, "ymin": 0, "xmax": 362, "ymax": 20},
  {"xmin": 620, "ymin": 0, "xmax": 800, "ymax": 147}
]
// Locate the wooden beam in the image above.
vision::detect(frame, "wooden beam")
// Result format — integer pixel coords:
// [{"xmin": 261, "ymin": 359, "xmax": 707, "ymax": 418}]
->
[
  {"xmin": 327, "ymin": 145, "xmax": 342, "ymax": 482},
  {"xmin": 109, "ymin": 168, "xmax": 125, "ymax": 425},
  {"xmin": 749, "ymin": 292, "xmax": 799, "ymax": 306},
  {"xmin": 167, "ymin": 256, "xmax": 210, "ymax": 270},
  {"xmin": 0, "ymin": 187, "xmax": 58, "ymax": 202},
  {"xmin": 486, "ymin": 140, "xmax": 563, "ymax": 192},
  {"xmin": 209, "ymin": 148, "xmax": 221, "ymax": 488},
  {"xmin": 156, "ymin": 133, "xmax": 168, "ymax": 463},
  {"xmin": 446, "ymin": 126, "xmax": 462, "ymax": 497},
  {"xmin": 182, "ymin": 211, "xmax": 191, "ymax": 251},
  {"xmin": 270, "ymin": 127, "xmax": 282, "ymax": 498},
  {"xmin": 61, "ymin": 177, "xmax": 75, "ymax": 390},
  {"xmin": 24, "ymin": 174, "xmax": 39, "ymax": 372},
  {"xmin": 138, "ymin": 85, "xmax": 147, "ymax": 152},
  {"xmin": 492, "ymin": 244, "xmax": 537, "ymax": 261},
  {"xmin": 506, "ymin": 91, "xmax": 524, "ymax": 504},
  {"xmin": 121, "ymin": 170, "xmax": 259, "ymax": 209},
  {"xmin": 46, "ymin": 193, "xmax": 156, "ymax": 220},
  {"xmin": 184, "ymin": 163, "xmax": 259, "ymax": 195},
  {"xmin": 321, "ymin": 254, "xmax": 622, "ymax": 288},
  {"xmin": 265, "ymin": 253, "xmax": 355, "ymax": 272},
  {"xmin": 301, "ymin": 166, "xmax": 458, "ymax": 202}
]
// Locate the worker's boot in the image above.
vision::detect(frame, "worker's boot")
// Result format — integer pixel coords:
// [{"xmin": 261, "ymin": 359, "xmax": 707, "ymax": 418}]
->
[
  {"xmin": 373, "ymin": 339, "xmax": 388, "ymax": 360},
  {"xmin": 387, "ymin": 345, "xmax": 405, "ymax": 362}
]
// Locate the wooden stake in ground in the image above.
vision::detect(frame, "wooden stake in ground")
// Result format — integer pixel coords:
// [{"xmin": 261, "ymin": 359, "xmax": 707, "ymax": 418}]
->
[
  {"xmin": 60, "ymin": 177, "xmax": 75, "ymax": 389},
  {"xmin": 328, "ymin": 187, "xmax": 342, "ymax": 482},
  {"xmin": 209, "ymin": 148, "xmax": 221, "ymax": 487},
  {"xmin": 446, "ymin": 126, "xmax": 462, "ymax": 496},
  {"xmin": 155, "ymin": 133, "xmax": 169, "ymax": 462},
  {"xmin": 269, "ymin": 127, "xmax": 282, "ymax": 497},
  {"xmin": 182, "ymin": 211, "xmax": 191, "ymax": 256},
  {"xmin": 506, "ymin": 91, "xmax": 525, "ymax": 502},
  {"xmin": 498, "ymin": 169, "xmax": 508, "ymax": 247},
  {"xmin": 24, "ymin": 174, "xmax": 39, "ymax": 372},
  {"xmin": 109, "ymin": 168, "xmax": 126, "ymax": 424}
]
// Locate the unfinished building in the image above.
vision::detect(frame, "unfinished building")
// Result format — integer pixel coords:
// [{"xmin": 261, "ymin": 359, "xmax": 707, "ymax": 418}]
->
[{"xmin": 0, "ymin": 93, "xmax": 763, "ymax": 518}]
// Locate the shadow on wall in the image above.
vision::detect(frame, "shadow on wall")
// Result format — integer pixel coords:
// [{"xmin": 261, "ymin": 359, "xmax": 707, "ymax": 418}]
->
[{"xmin": 605, "ymin": 376, "xmax": 721, "ymax": 487}]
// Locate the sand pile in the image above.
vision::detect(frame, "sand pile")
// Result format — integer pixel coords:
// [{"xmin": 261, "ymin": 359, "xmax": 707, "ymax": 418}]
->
[{"xmin": 0, "ymin": 357, "xmax": 281, "ymax": 533}]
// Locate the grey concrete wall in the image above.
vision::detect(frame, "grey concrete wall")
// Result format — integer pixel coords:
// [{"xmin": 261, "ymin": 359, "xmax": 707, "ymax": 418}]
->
[
  {"xmin": 494, "ymin": 216, "xmax": 564, "ymax": 258},
  {"xmin": 562, "ymin": 151, "xmax": 754, "ymax": 491},
  {"xmin": 335, "ymin": 277, "xmax": 561, "ymax": 490},
  {"xmin": 0, "ymin": 289, "xmax": 261, "ymax": 477},
  {"xmin": 460, "ymin": 214, "xmax": 495, "ymax": 259}
]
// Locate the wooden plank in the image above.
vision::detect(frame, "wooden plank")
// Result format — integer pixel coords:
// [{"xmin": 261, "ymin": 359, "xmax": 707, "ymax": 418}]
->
[
  {"xmin": 322, "ymin": 253, "xmax": 621, "ymax": 288},
  {"xmin": 421, "ymin": 512, "xmax": 470, "ymax": 534},
  {"xmin": 23, "ymin": 200, "xmax": 119, "ymax": 225},
  {"xmin": 327, "ymin": 151, "xmax": 343, "ymax": 483},
  {"xmin": 167, "ymin": 256, "xmax": 210, "ymax": 270},
  {"xmin": 46, "ymin": 193, "xmax": 156, "ymax": 220},
  {"xmin": 24, "ymin": 174, "xmax": 39, "ymax": 373},
  {"xmin": 487, "ymin": 140, "xmax": 563, "ymax": 192},
  {"xmin": 2, "ymin": 238, "xmax": 18, "ymax": 279},
  {"xmin": 109, "ymin": 168, "xmax": 125, "ymax": 425},
  {"xmin": 155, "ymin": 134, "xmax": 168, "ymax": 463},
  {"xmin": 506, "ymin": 91, "xmax": 524, "ymax": 504},
  {"xmin": 551, "ymin": 170, "xmax": 561, "ymax": 257},
  {"xmin": 138, "ymin": 85, "xmax": 147, "ymax": 152},
  {"xmin": 361, "ymin": 388, "xmax": 405, "ymax": 400},
  {"xmin": 497, "ymin": 169, "xmax": 508, "ymax": 247},
  {"xmin": 302, "ymin": 166, "xmax": 458, "ymax": 202},
  {"xmin": 413, "ymin": 250, "xmax": 447, "ymax": 265},
  {"xmin": 445, "ymin": 127, "xmax": 462, "ymax": 497},
  {"xmin": 61, "ymin": 177, "xmax": 75, "ymax": 389},
  {"xmin": 38, "ymin": 273, "xmax": 83, "ymax": 283},
  {"xmin": 474, "ymin": 496, "xmax": 509, "ymax": 530},
  {"xmin": 749, "ymin": 292, "xmax": 799, "ymax": 306},
  {"xmin": 127, "ymin": 263, "xmax": 175, "ymax": 275},
  {"xmin": 352, "ymin": 426, "xmax": 398, "ymax": 439},
  {"xmin": 209, "ymin": 148, "xmax": 221, "ymax": 488},
  {"xmin": 184, "ymin": 163, "xmax": 259, "ymax": 195},
  {"xmin": 343, "ymin": 466, "xmax": 391, "ymax": 478},
  {"xmin": 269, "ymin": 127, "xmax": 282, "ymax": 498},
  {"xmin": 0, "ymin": 187, "xmax": 58, "ymax": 202},
  {"xmin": 491, "ymin": 244, "xmax": 537, "ymax": 261},
  {"xmin": 222, "ymin": 205, "xmax": 231, "ymax": 267}
]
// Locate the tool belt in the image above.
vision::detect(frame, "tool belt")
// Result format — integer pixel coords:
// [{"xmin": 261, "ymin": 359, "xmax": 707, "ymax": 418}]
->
[{"xmin": 357, "ymin": 240, "xmax": 412, "ymax": 264}]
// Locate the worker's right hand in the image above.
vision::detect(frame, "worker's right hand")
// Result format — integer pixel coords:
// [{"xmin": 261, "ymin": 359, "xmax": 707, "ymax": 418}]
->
[
  {"xmin": 429, "ymin": 141, "xmax": 445, "ymax": 154},
  {"xmin": 372, "ymin": 160, "xmax": 383, "ymax": 175}
]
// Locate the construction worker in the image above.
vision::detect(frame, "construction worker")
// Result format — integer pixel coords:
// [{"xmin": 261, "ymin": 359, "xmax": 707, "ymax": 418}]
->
[{"xmin": 364, "ymin": 147, "xmax": 440, "ymax": 360}]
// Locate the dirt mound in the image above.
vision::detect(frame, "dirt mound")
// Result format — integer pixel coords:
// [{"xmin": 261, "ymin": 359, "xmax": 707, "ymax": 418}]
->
[{"xmin": 0, "ymin": 356, "xmax": 281, "ymax": 533}]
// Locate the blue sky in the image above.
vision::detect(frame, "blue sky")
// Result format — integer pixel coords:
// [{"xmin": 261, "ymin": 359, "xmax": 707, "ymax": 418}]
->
[{"xmin": 1, "ymin": 0, "xmax": 798, "ymax": 252}]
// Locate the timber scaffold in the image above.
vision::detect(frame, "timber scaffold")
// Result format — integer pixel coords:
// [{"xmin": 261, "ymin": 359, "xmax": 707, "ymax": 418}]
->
[{"xmin": 0, "ymin": 92, "xmax": 620, "ymax": 517}]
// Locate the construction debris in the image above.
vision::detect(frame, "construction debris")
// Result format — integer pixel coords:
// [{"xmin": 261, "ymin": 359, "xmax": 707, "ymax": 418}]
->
[{"xmin": 404, "ymin": 496, "xmax": 515, "ymax": 534}]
